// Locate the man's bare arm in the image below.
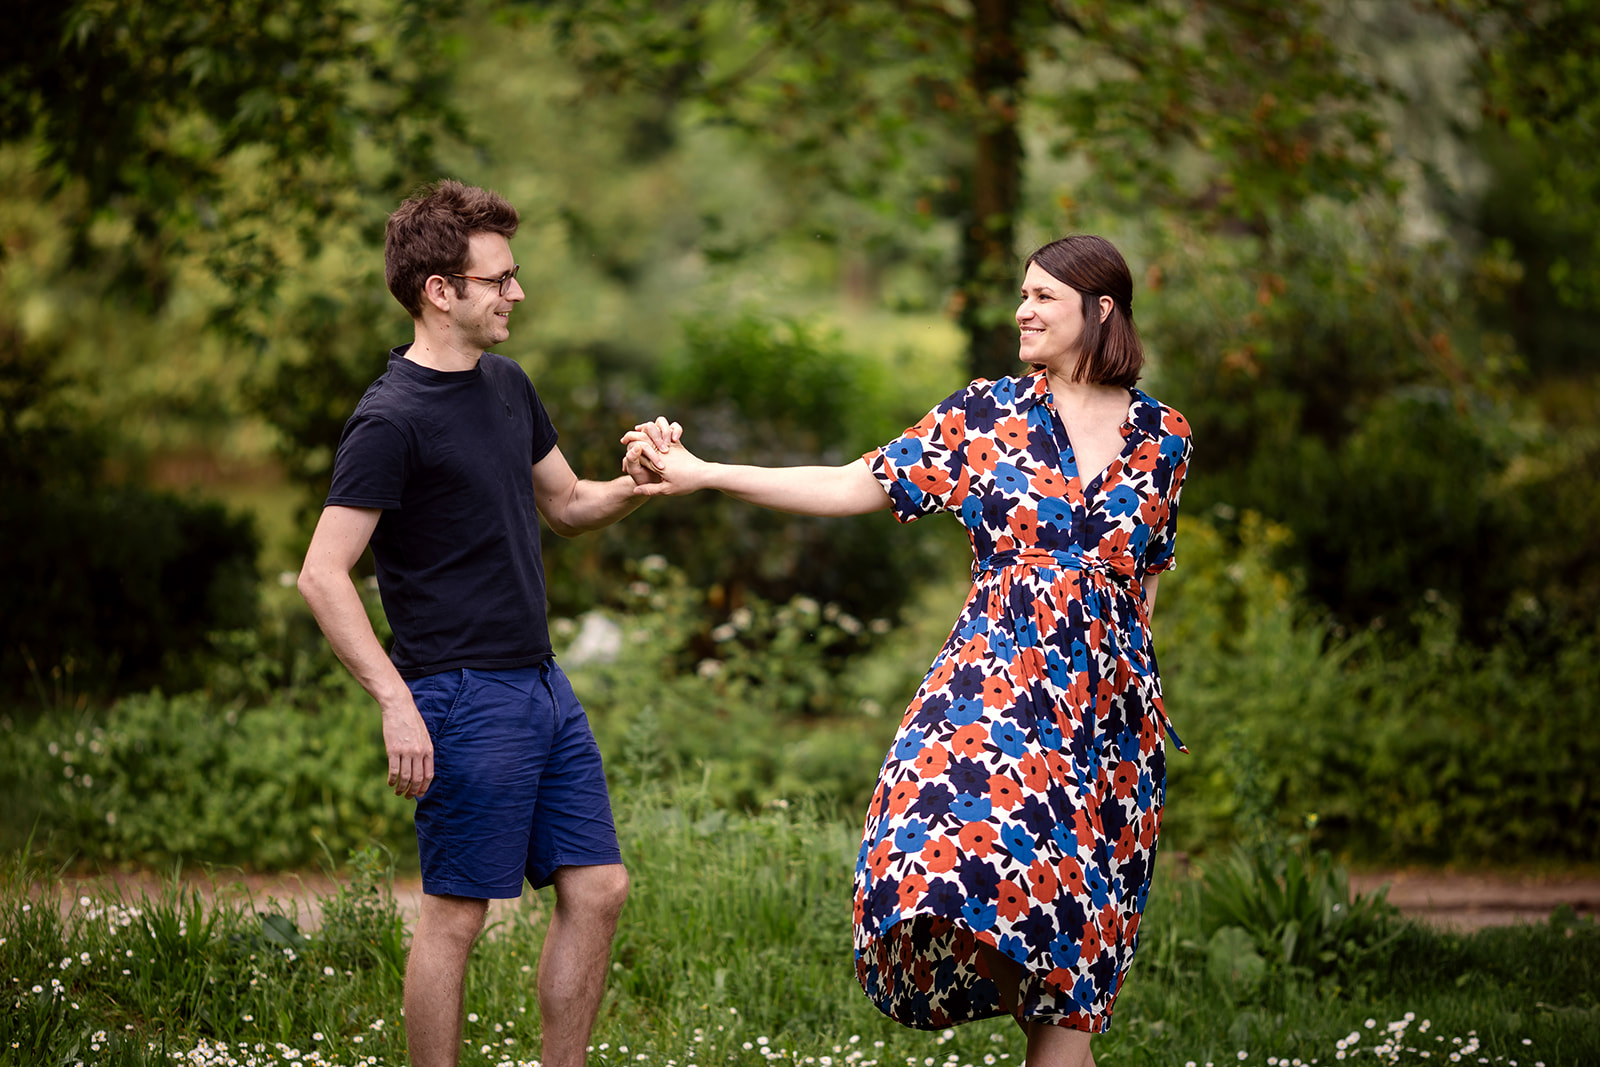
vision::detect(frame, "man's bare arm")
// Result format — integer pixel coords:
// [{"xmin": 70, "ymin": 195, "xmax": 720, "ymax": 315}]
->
[{"xmin": 297, "ymin": 505, "xmax": 433, "ymax": 798}]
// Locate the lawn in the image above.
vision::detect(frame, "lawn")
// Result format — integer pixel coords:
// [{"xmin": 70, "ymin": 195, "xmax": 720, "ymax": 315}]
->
[{"xmin": 5, "ymin": 790, "xmax": 1596, "ymax": 1067}]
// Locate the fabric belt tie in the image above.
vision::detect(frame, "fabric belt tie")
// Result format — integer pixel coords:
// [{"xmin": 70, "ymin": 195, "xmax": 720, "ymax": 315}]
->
[{"xmin": 970, "ymin": 547, "xmax": 1186, "ymax": 753}]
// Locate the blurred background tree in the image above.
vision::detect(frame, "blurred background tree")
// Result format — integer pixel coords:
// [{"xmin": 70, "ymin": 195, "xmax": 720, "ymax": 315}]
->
[{"xmin": 1, "ymin": 0, "xmax": 1595, "ymax": 863}]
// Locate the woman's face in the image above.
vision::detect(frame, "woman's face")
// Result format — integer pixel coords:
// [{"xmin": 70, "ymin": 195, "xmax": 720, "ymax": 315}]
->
[{"xmin": 1016, "ymin": 261, "xmax": 1088, "ymax": 371}]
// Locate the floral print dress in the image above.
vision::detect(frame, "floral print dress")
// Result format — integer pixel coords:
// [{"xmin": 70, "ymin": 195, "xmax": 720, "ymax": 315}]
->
[{"xmin": 854, "ymin": 370, "xmax": 1193, "ymax": 1034}]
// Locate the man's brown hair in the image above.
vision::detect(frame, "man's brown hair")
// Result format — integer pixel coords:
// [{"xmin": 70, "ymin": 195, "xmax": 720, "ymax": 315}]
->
[
  {"xmin": 1025, "ymin": 235, "xmax": 1144, "ymax": 388},
  {"xmin": 385, "ymin": 179, "xmax": 520, "ymax": 318}
]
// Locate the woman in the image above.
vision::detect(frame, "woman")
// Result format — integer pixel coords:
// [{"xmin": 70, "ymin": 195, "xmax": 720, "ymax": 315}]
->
[{"xmin": 625, "ymin": 235, "xmax": 1192, "ymax": 1067}]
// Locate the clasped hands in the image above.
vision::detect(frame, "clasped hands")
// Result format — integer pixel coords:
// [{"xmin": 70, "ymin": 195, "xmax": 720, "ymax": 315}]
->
[{"xmin": 622, "ymin": 416, "xmax": 704, "ymax": 495}]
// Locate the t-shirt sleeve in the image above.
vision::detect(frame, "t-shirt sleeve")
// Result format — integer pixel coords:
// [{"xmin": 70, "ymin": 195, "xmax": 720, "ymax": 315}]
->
[
  {"xmin": 1144, "ymin": 424, "xmax": 1193, "ymax": 575},
  {"xmin": 525, "ymin": 376, "xmax": 559, "ymax": 465},
  {"xmin": 862, "ymin": 385, "xmax": 972, "ymax": 524},
  {"xmin": 326, "ymin": 415, "xmax": 410, "ymax": 510}
]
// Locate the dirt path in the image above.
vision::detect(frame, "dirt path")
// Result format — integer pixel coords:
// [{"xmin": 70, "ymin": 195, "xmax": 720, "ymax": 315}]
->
[{"xmin": 46, "ymin": 868, "xmax": 1600, "ymax": 934}]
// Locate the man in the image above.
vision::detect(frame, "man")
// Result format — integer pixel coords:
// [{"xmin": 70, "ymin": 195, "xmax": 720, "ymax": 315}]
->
[{"xmin": 298, "ymin": 179, "xmax": 667, "ymax": 1067}]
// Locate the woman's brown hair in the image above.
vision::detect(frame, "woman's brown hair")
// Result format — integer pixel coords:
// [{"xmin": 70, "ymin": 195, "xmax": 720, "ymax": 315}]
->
[
  {"xmin": 385, "ymin": 179, "xmax": 520, "ymax": 318},
  {"xmin": 1025, "ymin": 235, "xmax": 1143, "ymax": 388}
]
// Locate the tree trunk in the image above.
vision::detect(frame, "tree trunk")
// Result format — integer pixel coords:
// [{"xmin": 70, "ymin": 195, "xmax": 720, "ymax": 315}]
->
[{"xmin": 960, "ymin": 0, "xmax": 1026, "ymax": 383}]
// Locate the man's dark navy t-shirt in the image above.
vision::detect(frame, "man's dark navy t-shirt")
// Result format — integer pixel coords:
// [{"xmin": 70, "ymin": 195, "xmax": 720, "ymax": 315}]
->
[{"xmin": 326, "ymin": 346, "xmax": 560, "ymax": 678}]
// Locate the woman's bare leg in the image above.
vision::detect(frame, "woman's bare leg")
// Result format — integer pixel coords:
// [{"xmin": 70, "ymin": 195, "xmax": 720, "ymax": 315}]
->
[{"xmin": 975, "ymin": 943, "xmax": 1095, "ymax": 1066}]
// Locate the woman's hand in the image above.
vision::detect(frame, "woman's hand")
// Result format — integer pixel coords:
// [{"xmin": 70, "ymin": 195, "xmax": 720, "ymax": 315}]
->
[
  {"xmin": 623, "ymin": 421, "xmax": 707, "ymax": 495},
  {"xmin": 621, "ymin": 417, "xmax": 684, "ymax": 487}
]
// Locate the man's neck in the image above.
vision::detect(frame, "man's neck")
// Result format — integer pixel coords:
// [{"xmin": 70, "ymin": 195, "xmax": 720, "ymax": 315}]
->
[{"xmin": 405, "ymin": 322, "xmax": 484, "ymax": 372}]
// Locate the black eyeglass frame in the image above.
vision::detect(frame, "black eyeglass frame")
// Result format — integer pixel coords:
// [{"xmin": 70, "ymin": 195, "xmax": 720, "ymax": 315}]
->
[{"xmin": 441, "ymin": 264, "xmax": 521, "ymax": 296}]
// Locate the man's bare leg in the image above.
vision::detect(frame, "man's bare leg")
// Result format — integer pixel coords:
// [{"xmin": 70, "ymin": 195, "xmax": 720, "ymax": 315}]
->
[
  {"xmin": 538, "ymin": 863, "xmax": 630, "ymax": 1067},
  {"xmin": 406, "ymin": 893, "xmax": 490, "ymax": 1067}
]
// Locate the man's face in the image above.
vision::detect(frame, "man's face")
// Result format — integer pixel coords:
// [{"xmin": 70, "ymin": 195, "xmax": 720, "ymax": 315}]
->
[{"xmin": 445, "ymin": 232, "xmax": 524, "ymax": 350}]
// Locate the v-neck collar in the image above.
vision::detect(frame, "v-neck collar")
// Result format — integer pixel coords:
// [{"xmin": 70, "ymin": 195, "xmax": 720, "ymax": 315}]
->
[{"xmin": 1010, "ymin": 370, "xmax": 1160, "ymax": 493}]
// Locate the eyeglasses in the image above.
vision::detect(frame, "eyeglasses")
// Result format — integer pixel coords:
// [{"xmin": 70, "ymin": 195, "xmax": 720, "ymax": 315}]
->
[{"xmin": 442, "ymin": 264, "xmax": 520, "ymax": 297}]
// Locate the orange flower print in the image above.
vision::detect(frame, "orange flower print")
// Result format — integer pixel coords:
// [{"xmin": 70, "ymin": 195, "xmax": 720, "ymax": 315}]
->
[
  {"xmin": 996, "ymin": 880, "xmax": 1030, "ymax": 922},
  {"xmin": 952, "ymin": 723, "xmax": 989, "ymax": 757},
  {"xmin": 916, "ymin": 744, "xmax": 950, "ymax": 779},
  {"xmin": 921, "ymin": 835, "xmax": 960, "ymax": 873},
  {"xmin": 898, "ymin": 873, "xmax": 929, "ymax": 910},
  {"xmin": 1018, "ymin": 751, "xmax": 1050, "ymax": 791},
  {"xmin": 1080, "ymin": 920, "xmax": 1103, "ymax": 963},
  {"xmin": 909, "ymin": 465, "xmax": 953, "ymax": 497},
  {"xmin": 958, "ymin": 821, "xmax": 1000, "ymax": 857},
  {"xmin": 888, "ymin": 779, "xmax": 921, "ymax": 815},
  {"xmin": 1058, "ymin": 855, "xmax": 1086, "ymax": 896},
  {"xmin": 1026, "ymin": 859, "xmax": 1058, "ymax": 901},
  {"xmin": 1007, "ymin": 506, "xmax": 1037, "ymax": 543},
  {"xmin": 969, "ymin": 438, "xmax": 1000, "ymax": 473},
  {"xmin": 1030, "ymin": 466, "xmax": 1067, "ymax": 496},
  {"xmin": 981, "ymin": 675, "xmax": 1015, "ymax": 708},
  {"xmin": 1127, "ymin": 440, "xmax": 1160, "ymax": 471},
  {"xmin": 994, "ymin": 416, "xmax": 1030, "ymax": 449},
  {"xmin": 869, "ymin": 838, "xmax": 895, "ymax": 878},
  {"xmin": 988, "ymin": 774, "xmax": 1024, "ymax": 811}
]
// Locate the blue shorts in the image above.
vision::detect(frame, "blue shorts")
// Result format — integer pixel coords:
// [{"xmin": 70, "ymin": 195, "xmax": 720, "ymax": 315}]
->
[{"xmin": 407, "ymin": 662, "xmax": 621, "ymax": 898}]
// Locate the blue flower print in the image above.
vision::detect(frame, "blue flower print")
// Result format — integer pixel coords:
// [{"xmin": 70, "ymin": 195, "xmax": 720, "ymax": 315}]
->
[
  {"xmin": 1073, "ymin": 975, "xmax": 1099, "ymax": 1012},
  {"xmin": 1037, "ymin": 497, "xmax": 1073, "ymax": 526},
  {"xmin": 948, "ymin": 665, "xmax": 987, "ymax": 702},
  {"xmin": 895, "ymin": 477, "xmax": 925, "ymax": 508},
  {"xmin": 1049, "ymin": 823, "xmax": 1077, "ymax": 854},
  {"xmin": 947, "ymin": 696, "xmax": 986, "ymax": 726},
  {"xmin": 950, "ymin": 793, "xmax": 993, "ymax": 821},
  {"xmin": 1128, "ymin": 524, "xmax": 1150, "ymax": 559},
  {"xmin": 909, "ymin": 781, "xmax": 954, "ymax": 819},
  {"xmin": 1070, "ymin": 639, "xmax": 1090, "ymax": 673},
  {"xmin": 959, "ymin": 858, "xmax": 1001, "ymax": 900},
  {"xmin": 1135, "ymin": 771, "xmax": 1155, "ymax": 812},
  {"xmin": 895, "ymin": 819, "xmax": 931, "ymax": 853},
  {"xmin": 1083, "ymin": 866, "xmax": 1111, "ymax": 908},
  {"xmin": 1049, "ymin": 932, "xmax": 1082, "ymax": 969},
  {"xmin": 992, "ymin": 462, "xmax": 1029, "ymax": 495},
  {"xmin": 1115, "ymin": 727, "xmax": 1140, "ymax": 762},
  {"xmin": 989, "ymin": 721, "xmax": 1029, "ymax": 758},
  {"xmin": 946, "ymin": 759, "xmax": 990, "ymax": 795},
  {"xmin": 1000, "ymin": 823, "xmax": 1036, "ymax": 863},
  {"xmin": 886, "ymin": 439, "xmax": 924, "ymax": 465},
  {"xmin": 999, "ymin": 934, "xmax": 1028, "ymax": 963},
  {"xmin": 992, "ymin": 377, "xmax": 1020, "ymax": 405},
  {"xmin": 989, "ymin": 628, "xmax": 1017, "ymax": 663},
  {"xmin": 1160, "ymin": 433, "xmax": 1187, "ymax": 461},
  {"xmin": 1015, "ymin": 615, "xmax": 1040, "ymax": 648},
  {"xmin": 957, "ymin": 615, "xmax": 991, "ymax": 641},
  {"xmin": 1046, "ymin": 649, "xmax": 1073, "ymax": 690},
  {"xmin": 961, "ymin": 899, "xmax": 998, "ymax": 929},
  {"xmin": 1105, "ymin": 484, "xmax": 1141, "ymax": 517},
  {"xmin": 925, "ymin": 878, "xmax": 965, "ymax": 916},
  {"xmin": 1037, "ymin": 716, "xmax": 1063, "ymax": 750},
  {"xmin": 894, "ymin": 729, "xmax": 926, "ymax": 761},
  {"xmin": 961, "ymin": 495, "xmax": 984, "ymax": 530}
]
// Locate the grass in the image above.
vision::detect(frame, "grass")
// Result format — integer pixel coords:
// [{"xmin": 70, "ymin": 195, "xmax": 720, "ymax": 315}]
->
[{"xmin": 3, "ymin": 789, "xmax": 1596, "ymax": 1067}]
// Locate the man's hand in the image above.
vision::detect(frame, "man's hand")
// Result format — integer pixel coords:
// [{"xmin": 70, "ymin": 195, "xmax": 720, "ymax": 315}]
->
[
  {"xmin": 622, "ymin": 416, "xmax": 682, "ymax": 486},
  {"xmin": 382, "ymin": 698, "xmax": 434, "ymax": 798},
  {"xmin": 623, "ymin": 423, "xmax": 710, "ymax": 496}
]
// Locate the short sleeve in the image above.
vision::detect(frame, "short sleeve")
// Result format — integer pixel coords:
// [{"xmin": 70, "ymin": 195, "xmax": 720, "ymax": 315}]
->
[
  {"xmin": 1143, "ymin": 423, "xmax": 1193, "ymax": 575},
  {"xmin": 863, "ymin": 386, "xmax": 972, "ymax": 524},
  {"xmin": 326, "ymin": 415, "xmax": 410, "ymax": 510},
  {"xmin": 524, "ymin": 376, "xmax": 560, "ymax": 465}
]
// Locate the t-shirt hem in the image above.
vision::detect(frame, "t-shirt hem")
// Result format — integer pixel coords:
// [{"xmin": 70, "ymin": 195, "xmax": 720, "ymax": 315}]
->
[
  {"xmin": 325, "ymin": 494, "xmax": 403, "ymax": 510},
  {"xmin": 397, "ymin": 651, "xmax": 555, "ymax": 680}
]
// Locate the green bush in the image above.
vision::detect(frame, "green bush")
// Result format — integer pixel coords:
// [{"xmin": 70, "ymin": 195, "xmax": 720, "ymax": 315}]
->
[
  {"xmin": 2, "ymin": 679, "xmax": 411, "ymax": 870},
  {"xmin": 1157, "ymin": 511, "xmax": 1600, "ymax": 864}
]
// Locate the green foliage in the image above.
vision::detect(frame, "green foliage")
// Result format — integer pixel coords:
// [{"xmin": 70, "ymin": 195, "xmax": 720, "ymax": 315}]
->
[
  {"xmin": 1157, "ymin": 512, "xmax": 1600, "ymax": 865},
  {"xmin": 565, "ymin": 558, "xmax": 904, "ymax": 816},
  {"xmin": 538, "ymin": 312, "xmax": 967, "ymax": 622},
  {"xmin": 1193, "ymin": 842, "xmax": 1401, "ymax": 988},
  {"xmin": 1, "ymin": 681, "xmax": 411, "ymax": 870},
  {"xmin": 0, "ymin": 483, "xmax": 260, "ymax": 699}
]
